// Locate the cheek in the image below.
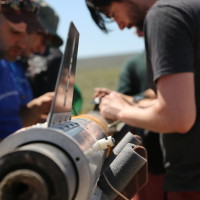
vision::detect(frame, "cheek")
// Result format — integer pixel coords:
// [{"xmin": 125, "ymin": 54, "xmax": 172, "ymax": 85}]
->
[
  {"xmin": 34, "ymin": 39, "xmax": 40, "ymax": 47},
  {"xmin": 1, "ymin": 31, "xmax": 12, "ymax": 46},
  {"xmin": 35, "ymin": 36, "xmax": 44, "ymax": 47}
]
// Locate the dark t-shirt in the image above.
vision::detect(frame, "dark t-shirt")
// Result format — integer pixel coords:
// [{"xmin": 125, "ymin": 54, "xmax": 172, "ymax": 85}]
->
[
  {"xmin": 145, "ymin": 0, "xmax": 200, "ymax": 191},
  {"xmin": 117, "ymin": 52, "xmax": 165, "ymax": 174},
  {"xmin": 117, "ymin": 52, "xmax": 147, "ymax": 95}
]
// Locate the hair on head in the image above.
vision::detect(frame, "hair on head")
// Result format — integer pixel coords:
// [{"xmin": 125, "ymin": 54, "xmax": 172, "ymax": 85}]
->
[{"xmin": 86, "ymin": 0, "xmax": 121, "ymax": 32}]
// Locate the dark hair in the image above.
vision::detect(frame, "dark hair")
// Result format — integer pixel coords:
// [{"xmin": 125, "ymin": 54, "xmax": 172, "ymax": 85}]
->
[{"xmin": 86, "ymin": 0, "xmax": 121, "ymax": 32}]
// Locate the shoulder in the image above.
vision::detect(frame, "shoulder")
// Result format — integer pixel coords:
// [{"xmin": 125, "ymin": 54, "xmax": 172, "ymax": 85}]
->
[
  {"xmin": 144, "ymin": 1, "xmax": 198, "ymax": 82},
  {"xmin": 146, "ymin": 0, "xmax": 200, "ymax": 24},
  {"xmin": 145, "ymin": 0, "xmax": 199, "ymax": 46}
]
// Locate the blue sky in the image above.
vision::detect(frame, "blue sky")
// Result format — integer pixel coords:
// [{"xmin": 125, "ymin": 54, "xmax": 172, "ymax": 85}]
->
[{"xmin": 46, "ymin": 0, "xmax": 144, "ymax": 58}]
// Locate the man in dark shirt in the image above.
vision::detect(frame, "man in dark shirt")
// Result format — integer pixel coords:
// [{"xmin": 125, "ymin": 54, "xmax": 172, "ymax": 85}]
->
[
  {"xmin": 26, "ymin": 0, "xmax": 83, "ymax": 116},
  {"xmin": 85, "ymin": 0, "xmax": 200, "ymax": 199}
]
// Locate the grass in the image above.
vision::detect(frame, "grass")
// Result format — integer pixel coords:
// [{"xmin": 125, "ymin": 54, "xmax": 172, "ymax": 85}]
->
[{"xmin": 75, "ymin": 65, "xmax": 121, "ymax": 113}]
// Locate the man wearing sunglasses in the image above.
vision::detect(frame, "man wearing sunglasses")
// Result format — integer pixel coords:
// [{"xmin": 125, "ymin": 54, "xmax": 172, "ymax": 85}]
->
[
  {"xmin": 0, "ymin": 0, "xmax": 53, "ymax": 140},
  {"xmin": 0, "ymin": 0, "xmax": 44, "ymax": 61}
]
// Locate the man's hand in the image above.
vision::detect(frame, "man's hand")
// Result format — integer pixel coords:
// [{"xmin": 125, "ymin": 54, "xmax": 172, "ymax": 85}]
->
[
  {"xmin": 20, "ymin": 92, "xmax": 54, "ymax": 127},
  {"xmin": 99, "ymin": 91, "xmax": 133, "ymax": 121},
  {"xmin": 93, "ymin": 87, "xmax": 113, "ymax": 98}
]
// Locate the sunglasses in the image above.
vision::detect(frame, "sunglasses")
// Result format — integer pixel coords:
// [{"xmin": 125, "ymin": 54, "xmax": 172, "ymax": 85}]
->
[{"xmin": 0, "ymin": 0, "xmax": 40, "ymax": 13}]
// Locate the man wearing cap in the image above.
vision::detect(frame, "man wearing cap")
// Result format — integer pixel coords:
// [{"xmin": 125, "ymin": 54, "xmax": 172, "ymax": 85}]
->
[
  {"xmin": 27, "ymin": 0, "xmax": 83, "ymax": 116},
  {"xmin": 0, "ymin": 0, "xmax": 44, "ymax": 61},
  {"xmin": 0, "ymin": 0, "xmax": 54, "ymax": 139}
]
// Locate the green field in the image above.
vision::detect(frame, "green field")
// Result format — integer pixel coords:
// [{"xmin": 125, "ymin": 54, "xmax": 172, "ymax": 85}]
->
[
  {"xmin": 75, "ymin": 66, "xmax": 120, "ymax": 112},
  {"xmin": 75, "ymin": 53, "xmax": 136, "ymax": 112}
]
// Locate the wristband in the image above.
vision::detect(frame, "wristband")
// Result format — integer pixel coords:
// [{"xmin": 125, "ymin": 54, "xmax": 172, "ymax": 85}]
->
[{"xmin": 133, "ymin": 94, "xmax": 145, "ymax": 103}]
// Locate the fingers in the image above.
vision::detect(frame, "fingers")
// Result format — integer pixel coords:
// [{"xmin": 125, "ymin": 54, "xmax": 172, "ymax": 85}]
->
[
  {"xmin": 93, "ymin": 87, "xmax": 112, "ymax": 98},
  {"xmin": 35, "ymin": 92, "xmax": 54, "ymax": 106},
  {"xmin": 99, "ymin": 92, "xmax": 120, "ymax": 121},
  {"xmin": 98, "ymin": 91, "xmax": 133, "ymax": 121},
  {"xmin": 39, "ymin": 92, "xmax": 54, "ymax": 99}
]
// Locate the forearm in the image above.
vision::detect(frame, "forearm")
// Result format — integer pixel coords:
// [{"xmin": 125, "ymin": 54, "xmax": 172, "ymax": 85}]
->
[
  {"xmin": 117, "ymin": 98, "xmax": 194, "ymax": 134},
  {"xmin": 99, "ymin": 73, "xmax": 196, "ymax": 133}
]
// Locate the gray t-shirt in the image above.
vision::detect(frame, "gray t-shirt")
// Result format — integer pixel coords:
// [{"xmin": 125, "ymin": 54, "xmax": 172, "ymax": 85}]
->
[{"xmin": 144, "ymin": 0, "xmax": 200, "ymax": 191}]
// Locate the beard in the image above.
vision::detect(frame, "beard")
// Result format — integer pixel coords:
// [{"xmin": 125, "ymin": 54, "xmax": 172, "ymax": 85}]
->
[
  {"xmin": 136, "ymin": 20, "xmax": 144, "ymax": 32},
  {"xmin": 126, "ymin": 1, "xmax": 146, "ymax": 31},
  {"xmin": 4, "ymin": 47, "xmax": 22, "ymax": 61}
]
